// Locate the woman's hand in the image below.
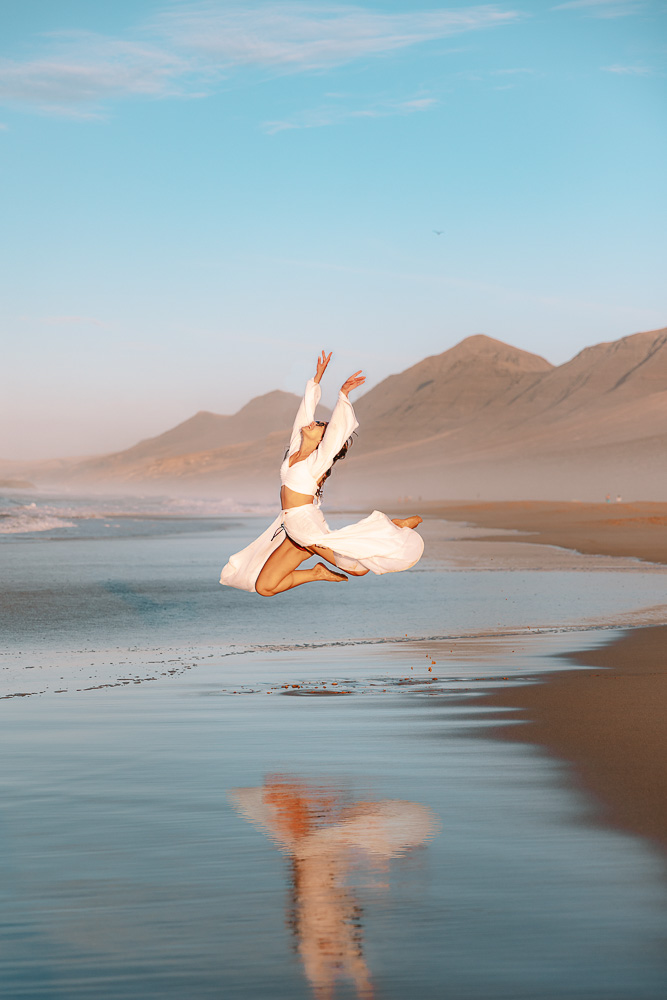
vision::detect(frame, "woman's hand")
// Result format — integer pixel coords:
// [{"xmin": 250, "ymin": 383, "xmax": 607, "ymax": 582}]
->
[
  {"xmin": 314, "ymin": 350, "xmax": 332, "ymax": 384},
  {"xmin": 340, "ymin": 371, "xmax": 366, "ymax": 397}
]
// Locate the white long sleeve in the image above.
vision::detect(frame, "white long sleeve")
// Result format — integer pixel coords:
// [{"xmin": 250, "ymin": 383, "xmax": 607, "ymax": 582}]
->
[
  {"xmin": 310, "ymin": 391, "xmax": 359, "ymax": 479},
  {"xmin": 287, "ymin": 379, "xmax": 321, "ymax": 457}
]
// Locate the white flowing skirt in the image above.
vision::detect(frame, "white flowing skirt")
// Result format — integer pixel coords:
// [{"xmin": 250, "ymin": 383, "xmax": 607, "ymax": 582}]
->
[{"xmin": 220, "ymin": 505, "xmax": 424, "ymax": 593}]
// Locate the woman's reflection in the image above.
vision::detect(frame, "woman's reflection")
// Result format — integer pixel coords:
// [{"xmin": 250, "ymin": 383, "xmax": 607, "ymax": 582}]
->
[{"xmin": 229, "ymin": 775, "xmax": 437, "ymax": 999}]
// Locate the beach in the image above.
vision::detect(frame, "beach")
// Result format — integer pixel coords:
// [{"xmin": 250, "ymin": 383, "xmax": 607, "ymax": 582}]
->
[
  {"xmin": 4, "ymin": 0, "xmax": 665, "ymax": 993},
  {"xmin": 477, "ymin": 624, "xmax": 667, "ymax": 853},
  {"xmin": 419, "ymin": 499, "xmax": 667, "ymax": 565},
  {"xmin": 413, "ymin": 500, "xmax": 667, "ymax": 851},
  {"xmin": 416, "ymin": 501, "xmax": 667, "ymax": 853},
  {"xmin": 1, "ymin": 492, "xmax": 667, "ymax": 998}
]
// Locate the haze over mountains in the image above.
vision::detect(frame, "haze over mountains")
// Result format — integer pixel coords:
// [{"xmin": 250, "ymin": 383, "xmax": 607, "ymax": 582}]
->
[
  {"xmin": 4, "ymin": 328, "xmax": 666, "ymax": 502},
  {"xmin": 346, "ymin": 328, "xmax": 667, "ymax": 501},
  {"xmin": 60, "ymin": 391, "xmax": 332, "ymax": 487}
]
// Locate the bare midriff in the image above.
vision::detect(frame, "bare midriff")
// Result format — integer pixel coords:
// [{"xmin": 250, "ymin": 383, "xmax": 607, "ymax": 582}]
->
[{"xmin": 280, "ymin": 486, "xmax": 315, "ymax": 510}]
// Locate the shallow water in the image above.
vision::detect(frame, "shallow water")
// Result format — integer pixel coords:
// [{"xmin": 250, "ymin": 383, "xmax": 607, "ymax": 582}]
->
[
  {"xmin": 2, "ymin": 506, "xmax": 667, "ymax": 663},
  {"xmin": 2, "ymin": 500, "xmax": 667, "ymax": 998},
  {"xmin": 2, "ymin": 652, "xmax": 667, "ymax": 1000}
]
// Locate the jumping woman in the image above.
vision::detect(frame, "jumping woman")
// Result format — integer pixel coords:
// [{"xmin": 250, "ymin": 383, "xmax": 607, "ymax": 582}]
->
[{"xmin": 220, "ymin": 351, "xmax": 424, "ymax": 596}]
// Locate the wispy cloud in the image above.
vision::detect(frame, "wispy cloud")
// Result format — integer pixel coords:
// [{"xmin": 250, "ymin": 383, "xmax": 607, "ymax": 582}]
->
[
  {"xmin": 155, "ymin": 3, "xmax": 521, "ymax": 69},
  {"xmin": 455, "ymin": 65, "xmax": 534, "ymax": 88},
  {"xmin": 602, "ymin": 63, "xmax": 652, "ymax": 74},
  {"xmin": 0, "ymin": 32, "xmax": 191, "ymax": 118},
  {"xmin": 0, "ymin": 3, "xmax": 521, "ymax": 116},
  {"xmin": 551, "ymin": 0, "xmax": 645, "ymax": 17},
  {"xmin": 262, "ymin": 92, "xmax": 438, "ymax": 133},
  {"xmin": 398, "ymin": 97, "xmax": 439, "ymax": 110}
]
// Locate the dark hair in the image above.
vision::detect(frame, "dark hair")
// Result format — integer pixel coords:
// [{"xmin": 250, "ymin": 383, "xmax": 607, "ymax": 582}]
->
[{"xmin": 315, "ymin": 435, "xmax": 354, "ymax": 501}]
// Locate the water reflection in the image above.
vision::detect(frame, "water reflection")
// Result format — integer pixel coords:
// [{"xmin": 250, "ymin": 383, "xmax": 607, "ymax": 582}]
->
[{"xmin": 230, "ymin": 775, "xmax": 437, "ymax": 999}]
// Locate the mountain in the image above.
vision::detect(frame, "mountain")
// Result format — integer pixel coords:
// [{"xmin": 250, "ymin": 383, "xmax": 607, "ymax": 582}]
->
[
  {"xmin": 117, "ymin": 390, "xmax": 306, "ymax": 461},
  {"xmin": 355, "ymin": 329, "xmax": 667, "ymax": 445},
  {"xmin": 525, "ymin": 328, "xmax": 667, "ymax": 408},
  {"xmin": 353, "ymin": 334, "xmax": 553, "ymax": 450},
  {"xmin": 58, "ymin": 390, "xmax": 332, "ymax": 486},
  {"xmin": 7, "ymin": 327, "xmax": 666, "ymax": 501},
  {"xmin": 332, "ymin": 327, "xmax": 667, "ymax": 502}
]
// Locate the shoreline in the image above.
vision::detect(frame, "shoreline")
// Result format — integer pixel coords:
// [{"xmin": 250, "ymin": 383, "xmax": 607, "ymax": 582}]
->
[
  {"xmin": 5, "ymin": 498, "xmax": 666, "ymax": 862},
  {"xmin": 473, "ymin": 624, "xmax": 667, "ymax": 855},
  {"xmin": 413, "ymin": 500, "xmax": 667, "ymax": 565},
  {"xmin": 399, "ymin": 502, "xmax": 667, "ymax": 855}
]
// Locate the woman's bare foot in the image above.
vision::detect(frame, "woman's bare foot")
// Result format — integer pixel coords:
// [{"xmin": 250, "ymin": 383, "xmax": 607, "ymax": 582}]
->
[
  {"xmin": 392, "ymin": 515, "xmax": 423, "ymax": 529},
  {"xmin": 313, "ymin": 562, "xmax": 349, "ymax": 583}
]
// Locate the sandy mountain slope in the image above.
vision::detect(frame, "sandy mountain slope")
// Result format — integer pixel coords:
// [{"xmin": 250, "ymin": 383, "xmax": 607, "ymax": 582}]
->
[
  {"xmin": 9, "ymin": 328, "xmax": 666, "ymax": 501},
  {"xmin": 353, "ymin": 335, "xmax": 553, "ymax": 450},
  {"xmin": 61, "ymin": 391, "xmax": 331, "ymax": 486},
  {"xmin": 334, "ymin": 327, "xmax": 667, "ymax": 502},
  {"xmin": 112, "ymin": 326, "xmax": 667, "ymax": 501},
  {"xmin": 495, "ymin": 328, "xmax": 667, "ymax": 444},
  {"xmin": 354, "ymin": 329, "xmax": 667, "ymax": 448},
  {"xmin": 115, "ymin": 390, "xmax": 305, "ymax": 461},
  {"xmin": 519, "ymin": 328, "xmax": 667, "ymax": 410}
]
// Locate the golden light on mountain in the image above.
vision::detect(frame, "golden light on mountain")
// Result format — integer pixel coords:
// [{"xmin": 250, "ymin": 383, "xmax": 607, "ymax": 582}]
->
[{"xmin": 3, "ymin": 328, "xmax": 666, "ymax": 502}]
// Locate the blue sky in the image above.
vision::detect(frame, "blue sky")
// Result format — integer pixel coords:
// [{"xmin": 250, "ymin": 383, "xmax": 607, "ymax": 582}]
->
[{"xmin": 1, "ymin": 0, "xmax": 665, "ymax": 459}]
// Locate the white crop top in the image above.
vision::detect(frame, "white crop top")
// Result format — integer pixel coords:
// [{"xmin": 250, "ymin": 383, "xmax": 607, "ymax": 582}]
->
[{"xmin": 280, "ymin": 379, "xmax": 359, "ymax": 496}]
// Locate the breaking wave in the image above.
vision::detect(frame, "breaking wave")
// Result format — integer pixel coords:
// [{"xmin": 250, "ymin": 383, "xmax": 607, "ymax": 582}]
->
[
  {"xmin": 0, "ymin": 492, "xmax": 274, "ymax": 535},
  {"xmin": 0, "ymin": 504, "xmax": 76, "ymax": 534}
]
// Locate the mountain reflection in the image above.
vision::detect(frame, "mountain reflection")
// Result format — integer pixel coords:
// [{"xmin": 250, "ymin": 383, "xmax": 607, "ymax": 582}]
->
[{"xmin": 230, "ymin": 775, "xmax": 437, "ymax": 999}]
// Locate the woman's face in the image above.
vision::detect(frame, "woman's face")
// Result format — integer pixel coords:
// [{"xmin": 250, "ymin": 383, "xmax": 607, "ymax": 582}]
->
[{"xmin": 301, "ymin": 421, "xmax": 327, "ymax": 445}]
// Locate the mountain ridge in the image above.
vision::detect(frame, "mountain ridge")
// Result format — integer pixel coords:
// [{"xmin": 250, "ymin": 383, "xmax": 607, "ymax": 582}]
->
[{"xmin": 3, "ymin": 327, "xmax": 666, "ymax": 501}]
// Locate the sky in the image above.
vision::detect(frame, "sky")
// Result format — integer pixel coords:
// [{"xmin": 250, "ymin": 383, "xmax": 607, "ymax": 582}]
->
[{"xmin": 1, "ymin": 0, "xmax": 665, "ymax": 459}]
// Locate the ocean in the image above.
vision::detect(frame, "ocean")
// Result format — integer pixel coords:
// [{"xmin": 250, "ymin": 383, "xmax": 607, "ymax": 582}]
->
[{"xmin": 1, "ymin": 489, "xmax": 667, "ymax": 998}]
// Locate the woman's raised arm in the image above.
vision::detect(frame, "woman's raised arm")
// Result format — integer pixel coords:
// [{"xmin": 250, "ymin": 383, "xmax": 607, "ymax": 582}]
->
[
  {"xmin": 312, "ymin": 370, "xmax": 364, "ymax": 475},
  {"xmin": 314, "ymin": 350, "xmax": 332, "ymax": 384},
  {"xmin": 340, "ymin": 370, "xmax": 366, "ymax": 397},
  {"xmin": 286, "ymin": 353, "xmax": 330, "ymax": 456}
]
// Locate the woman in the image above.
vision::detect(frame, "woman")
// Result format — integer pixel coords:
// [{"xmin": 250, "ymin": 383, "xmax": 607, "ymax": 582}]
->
[{"xmin": 220, "ymin": 351, "xmax": 423, "ymax": 596}]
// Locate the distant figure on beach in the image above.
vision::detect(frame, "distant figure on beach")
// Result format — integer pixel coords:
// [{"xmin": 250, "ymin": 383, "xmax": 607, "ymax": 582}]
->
[{"xmin": 220, "ymin": 351, "xmax": 424, "ymax": 595}]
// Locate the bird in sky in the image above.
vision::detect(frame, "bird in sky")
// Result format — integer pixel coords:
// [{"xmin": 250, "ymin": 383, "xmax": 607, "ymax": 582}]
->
[{"xmin": 433, "ymin": 230, "xmax": 444, "ymax": 236}]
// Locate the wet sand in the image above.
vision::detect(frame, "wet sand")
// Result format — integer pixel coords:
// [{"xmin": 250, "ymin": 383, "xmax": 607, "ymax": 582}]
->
[
  {"xmin": 406, "ymin": 502, "xmax": 667, "ymax": 854},
  {"xmin": 417, "ymin": 500, "xmax": 667, "ymax": 565},
  {"xmin": 476, "ymin": 625, "xmax": 667, "ymax": 854}
]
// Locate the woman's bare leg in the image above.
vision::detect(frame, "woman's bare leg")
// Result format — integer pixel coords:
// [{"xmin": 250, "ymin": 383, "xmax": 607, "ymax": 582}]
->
[
  {"xmin": 392, "ymin": 515, "xmax": 423, "ymax": 529},
  {"xmin": 309, "ymin": 543, "xmax": 370, "ymax": 577},
  {"xmin": 256, "ymin": 536, "xmax": 348, "ymax": 597}
]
